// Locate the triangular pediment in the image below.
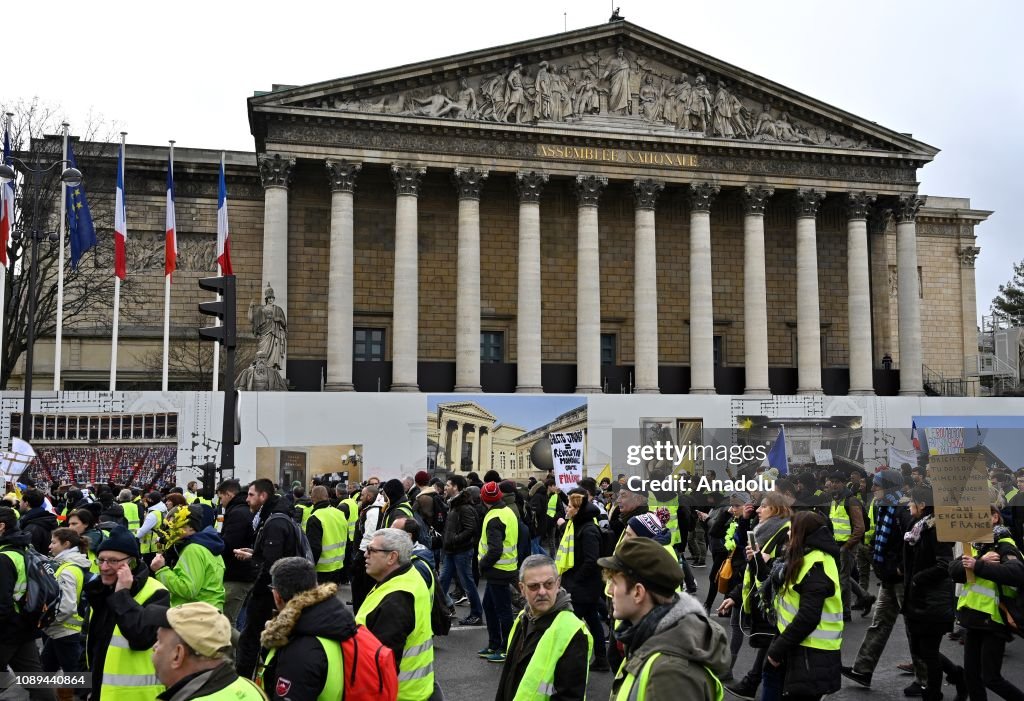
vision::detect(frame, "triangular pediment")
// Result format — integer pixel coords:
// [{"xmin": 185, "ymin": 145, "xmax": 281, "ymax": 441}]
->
[
  {"xmin": 436, "ymin": 401, "xmax": 498, "ymax": 425},
  {"xmin": 250, "ymin": 21, "xmax": 936, "ymax": 158}
]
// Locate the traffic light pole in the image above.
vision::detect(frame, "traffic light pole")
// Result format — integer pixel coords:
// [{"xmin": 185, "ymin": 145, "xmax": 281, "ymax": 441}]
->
[
  {"xmin": 198, "ymin": 275, "xmax": 237, "ymax": 477},
  {"xmin": 221, "ymin": 349, "xmax": 235, "ymax": 474}
]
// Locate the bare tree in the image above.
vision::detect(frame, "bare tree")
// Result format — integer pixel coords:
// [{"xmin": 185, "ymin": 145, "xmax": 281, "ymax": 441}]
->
[
  {"xmin": 0, "ymin": 98, "xmax": 143, "ymax": 388},
  {"xmin": 136, "ymin": 334, "xmax": 258, "ymax": 390}
]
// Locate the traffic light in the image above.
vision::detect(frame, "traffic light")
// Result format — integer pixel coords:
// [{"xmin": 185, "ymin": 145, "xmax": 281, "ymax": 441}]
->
[
  {"xmin": 201, "ymin": 462, "xmax": 217, "ymax": 499},
  {"xmin": 198, "ymin": 275, "xmax": 237, "ymax": 348}
]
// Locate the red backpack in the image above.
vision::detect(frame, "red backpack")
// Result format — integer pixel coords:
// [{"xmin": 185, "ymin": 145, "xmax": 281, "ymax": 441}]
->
[{"xmin": 341, "ymin": 625, "xmax": 398, "ymax": 701}]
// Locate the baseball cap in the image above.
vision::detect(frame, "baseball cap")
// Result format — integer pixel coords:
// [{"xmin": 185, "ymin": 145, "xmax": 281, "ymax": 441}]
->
[
  {"xmin": 597, "ymin": 537, "xmax": 683, "ymax": 597},
  {"xmin": 144, "ymin": 602, "xmax": 232, "ymax": 657}
]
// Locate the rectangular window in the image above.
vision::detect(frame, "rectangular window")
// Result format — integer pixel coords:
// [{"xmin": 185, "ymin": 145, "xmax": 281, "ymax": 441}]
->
[
  {"xmin": 481, "ymin": 331, "xmax": 504, "ymax": 363},
  {"xmin": 601, "ymin": 334, "xmax": 616, "ymax": 366},
  {"xmin": 713, "ymin": 336, "xmax": 723, "ymax": 368},
  {"xmin": 353, "ymin": 328, "xmax": 385, "ymax": 362}
]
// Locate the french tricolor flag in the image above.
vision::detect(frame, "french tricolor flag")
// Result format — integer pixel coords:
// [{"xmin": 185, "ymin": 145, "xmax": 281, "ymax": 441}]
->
[
  {"xmin": 114, "ymin": 142, "xmax": 127, "ymax": 280},
  {"xmin": 165, "ymin": 154, "xmax": 177, "ymax": 276},
  {"xmin": 216, "ymin": 155, "xmax": 232, "ymax": 275},
  {"xmin": 0, "ymin": 123, "xmax": 14, "ymax": 268}
]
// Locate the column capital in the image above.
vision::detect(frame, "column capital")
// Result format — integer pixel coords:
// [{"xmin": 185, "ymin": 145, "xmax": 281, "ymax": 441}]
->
[
  {"xmin": 452, "ymin": 167, "xmax": 489, "ymax": 200},
  {"xmin": 959, "ymin": 245, "xmax": 981, "ymax": 268},
  {"xmin": 325, "ymin": 159, "xmax": 361, "ymax": 193},
  {"xmin": 868, "ymin": 206, "xmax": 892, "ymax": 235},
  {"xmin": 392, "ymin": 164, "xmax": 427, "ymax": 196},
  {"xmin": 742, "ymin": 186, "xmax": 774, "ymax": 215},
  {"xmin": 575, "ymin": 174, "xmax": 608, "ymax": 207},
  {"xmin": 846, "ymin": 191, "xmax": 877, "ymax": 221},
  {"xmin": 794, "ymin": 188, "xmax": 825, "ymax": 218},
  {"xmin": 516, "ymin": 171, "xmax": 548, "ymax": 204},
  {"xmin": 258, "ymin": 153, "xmax": 295, "ymax": 189},
  {"xmin": 633, "ymin": 178, "xmax": 664, "ymax": 210},
  {"xmin": 687, "ymin": 182, "xmax": 720, "ymax": 212},
  {"xmin": 896, "ymin": 194, "xmax": 923, "ymax": 223}
]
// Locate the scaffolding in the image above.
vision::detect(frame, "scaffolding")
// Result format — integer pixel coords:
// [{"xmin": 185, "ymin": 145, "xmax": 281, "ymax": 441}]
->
[{"xmin": 971, "ymin": 313, "xmax": 1024, "ymax": 395}]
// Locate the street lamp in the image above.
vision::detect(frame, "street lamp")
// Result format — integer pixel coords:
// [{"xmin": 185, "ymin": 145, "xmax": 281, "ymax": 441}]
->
[{"xmin": 0, "ymin": 157, "xmax": 83, "ymax": 442}]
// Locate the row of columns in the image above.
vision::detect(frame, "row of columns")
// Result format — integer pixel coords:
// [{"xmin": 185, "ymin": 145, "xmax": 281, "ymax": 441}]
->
[
  {"xmin": 444, "ymin": 420, "xmax": 490, "ymax": 471},
  {"xmin": 258, "ymin": 155, "xmax": 925, "ymax": 396}
]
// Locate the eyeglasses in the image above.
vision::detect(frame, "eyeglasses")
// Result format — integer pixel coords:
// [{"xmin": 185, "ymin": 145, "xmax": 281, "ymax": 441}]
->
[
  {"xmin": 523, "ymin": 579, "xmax": 558, "ymax": 592},
  {"xmin": 365, "ymin": 546, "xmax": 394, "ymax": 556},
  {"xmin": 97, "ymin": 556, "xmax": 132, "ymax": 567}
]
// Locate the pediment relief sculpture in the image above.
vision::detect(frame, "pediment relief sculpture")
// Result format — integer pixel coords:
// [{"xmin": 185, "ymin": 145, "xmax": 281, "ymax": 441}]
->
[{"xmin": 306, "ymin": 46, "xmax": 875, "ymax": 150}]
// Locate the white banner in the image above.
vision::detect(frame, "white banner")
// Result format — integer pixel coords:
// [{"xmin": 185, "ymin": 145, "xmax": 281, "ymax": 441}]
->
[
  {"xmin": 888, "ymin": 446, "xmax": 919, "ymax": 471},
  {"xmin": 550, "ymin": 430, "xmax": 585, "ymax": 493}
]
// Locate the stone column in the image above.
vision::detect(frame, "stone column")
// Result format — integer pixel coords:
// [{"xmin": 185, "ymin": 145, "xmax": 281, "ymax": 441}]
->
[
  {"xmin": 324, "ymin": 160, "xmax": 361, "ymax": 391},
  {"xmin": 633, "ymin": 178, "xmax": 664, "ymax": 394},
  {"xmin": 472, "ymin": 425, "xmax": 482, "ymax": 472},
  {"xmin": 451, "ymin": 422, "xmax": 463, "ymax": 471},
  {"xmin": 391, "ymin": 165, "xmax": 426, "ymax": 392},
  {"xmin": 847, "ymin": 192, "xmax": 876, "ymax": 395},
  {"xmin": 258, "ymin": 154, "xmax": 295, "ymax": 367},
  {"xmin": 453, "ymin": 168, "xmax": 489, "ymax": 392},
  {"xmin": 795, "ymin": 189, "xmax": 825, "ymax": 394},
  {"xmin": 688, "ymin": 183, "xmax": 720, "ymax": 394},
  {"xmin": 575, "ymin": 175, "xmax": 608, "ymax": 393},
  {"xmin": 742, "ymin": 186, "xmax": 774, "ymax": 395},
  {"xmin": 515, "ymin": 172, "xmax": 548, "ymax": 393},
  {"xmin": 896, "ymin": 194, "xmax": 925, "ymax": 395}
]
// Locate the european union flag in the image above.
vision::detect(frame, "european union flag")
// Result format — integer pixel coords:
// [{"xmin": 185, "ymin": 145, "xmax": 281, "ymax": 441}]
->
[
  {"xmin": 767, "ymin": 426, "xmax": 789, "ymax": 475},
  {"xmin": 67, "ymin": 141, "xmax": 95, "ymax": 269}
]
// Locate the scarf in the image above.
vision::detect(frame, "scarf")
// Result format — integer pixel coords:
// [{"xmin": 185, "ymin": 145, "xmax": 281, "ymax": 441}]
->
[
  {"xmin": 613, "ymin": 598, "xmax": 675, "ymax": 654},
  {"xmin": 872, "ymin": 492, "xmax": 900, "ymax": 564},
  {"xmin": 752, "ymin": 515, "xmax": 788, "ymax": 552},
  {"xmin": 904, "ymin": 515, "xmax": 933, "ymax": 546}
]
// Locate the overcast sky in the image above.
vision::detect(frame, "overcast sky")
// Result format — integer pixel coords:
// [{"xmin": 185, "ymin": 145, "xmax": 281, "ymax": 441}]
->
[{"xmin": 6, "ymin": 0, "xmax": 1021, "ymax": 319}]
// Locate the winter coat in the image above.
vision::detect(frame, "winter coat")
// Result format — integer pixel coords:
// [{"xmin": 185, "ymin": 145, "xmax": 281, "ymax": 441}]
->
[
  {"xmin": 479, "ymin": 502, "xmax": 518, "ymax": 584},
  {"xmin": 560, "ymin": 501, "xmax": 604, "ymax": 606},
  {"xmin": 765, "ymin": 524, "xmax": 842, "ymax": 698},
  {"xmin": 155, "ymin": 526, "xmax": 226, "ymax": 609},
  {"xmin": 0, "ymin": 529, "xmax": 37, "ymax": 635},
  {"xmin": 45, "ymin": 547, "xmax": 92, "ymax": 639},
  {"xmin": 610, "ymin": 593, "xmax": 730, "ymax": 701},
  {"xmin": 259, "ymin": 583, "xmax": 359, "ymax": 701},
  {"xmin": 358, "ymin": 564, "xmax": 418, "ymax": 665},
  {"xmin": 442, "ymin": 490, "xmax": 478, "ymax": 554},
  {"xmin": 872, "ymin": 500, "xmax": 913, "ymax": 584},
  {"xmin": 253, "ymin": 495, "xmax": 302, "ymax": 591},
  {"xmin": 950, "ymin": 530, "xmax": 1024, "ymax": 637},
  {"xmin": 18, "ymin": 506, "xmax": 57, "ymax": 554},
  {"xmin": 84, "ymin": 561, "xmax": 170, "ymax": 701},
  {"xmin": 219, "ymin": 491, "xmax": 256, "ymax": 583},
  {"xmin": 528, "ymin": 482, "xmax": 552, "ymax": 539},
  {"xmin": 156, "ymin": 663, "xmax": 254, "ymax": 701},
  {"xmin": 902, "ymin": 514, "xmax": 955, "ymax": 636},
  {"xmin": 496, "ymin": 589, "xmax": 589, "ymax": 701}
]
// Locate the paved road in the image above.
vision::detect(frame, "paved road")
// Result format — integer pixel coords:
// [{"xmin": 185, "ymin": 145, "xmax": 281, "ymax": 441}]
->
[{"xmin": 4, "ymin": 564, "xmax": 1021, "ymax": 700}]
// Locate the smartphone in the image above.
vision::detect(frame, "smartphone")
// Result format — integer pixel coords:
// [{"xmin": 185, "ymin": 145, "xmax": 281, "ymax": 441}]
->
[{"xmin": 748, "ymin": 532, "xmax": 759, "ymax": 551}]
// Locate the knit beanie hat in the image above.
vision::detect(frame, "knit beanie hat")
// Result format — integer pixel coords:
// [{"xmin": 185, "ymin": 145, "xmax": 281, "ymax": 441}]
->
[
  {"xmin": 481, "ymin": 481, "xmax": 503, "ymax": 504},
  {"xmin": 872, "ymin": 470, "xmax": 903, "ymax": 491},
  {"xmin": 414, "ymin": 471, "xmax": 430, "ymax": 487},
  {"xmin": 628, "ymin": 512, "xmax": 670, "ymax": 545},
  {"xmin": 97, "ymin": 525, "xmax": 140, "ymax": 558},
  {"xmin": 499, "ymin": 480, "xmax": 517, "ymax": 495},
  {"xmin": 382, "ymin": 479, "xmax": 406, "ymax": 505}
]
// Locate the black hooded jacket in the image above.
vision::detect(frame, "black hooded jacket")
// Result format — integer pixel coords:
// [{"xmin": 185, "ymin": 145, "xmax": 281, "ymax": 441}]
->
[
  {"xmin": 560, "ymin": 501, "xmax": 604, "ymax": 606},
  {"xmin": 0, "ymin": 529, "xmax": 36, "ymax": 634},
  {"xmin": 765, "ymin": 524, "xmax": 842, "ymax": 698},
  {"xmin": 253, "ymin": 494, "xmax": 301, "ymax": 591},
  {"xmin": 259, "ymin": 583, "xmax": 359, "ymax": 701},
  {"xmin": 84, "ymin": 561, "xmax": 171, "ymax": 701},
  {"xmin": 220, "ymin": 490, "xmax": 256, "ymax": 583},
  {"xmin": 18, "ymin": 506, "xmax": 57, "ymax": 554},
  {"xmin": 443, "ymin": 489, "xmax": 479, "ymax": 554}
]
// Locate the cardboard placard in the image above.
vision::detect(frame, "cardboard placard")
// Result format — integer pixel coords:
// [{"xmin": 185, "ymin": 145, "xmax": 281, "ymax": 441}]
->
[
  {"xmin": 930, "ymin": 453, "xmax": 993, "ymax": 543},
  {"xmin": 550, "ymin": 431, "xmax": 584, "ymax": 493}
]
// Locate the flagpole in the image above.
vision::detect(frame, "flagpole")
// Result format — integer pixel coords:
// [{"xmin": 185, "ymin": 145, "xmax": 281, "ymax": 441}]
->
[
  {"xmin": 53, "ymin": 123, "xmax": 69, "ymax": 390},
  {"xmin": 162, "ymin": 140, "xmax": 175, "ymax": 392},
  {"xmin": 0, "ymin": 113, "xmax": 13, "ymax": 387},
  {"xmin": 212, "ymin": 262, "xmax": 221, "ymax": 392},
  {"xmin": 110, "ymin": 132, "xmax": 126, "ymax": 392}
]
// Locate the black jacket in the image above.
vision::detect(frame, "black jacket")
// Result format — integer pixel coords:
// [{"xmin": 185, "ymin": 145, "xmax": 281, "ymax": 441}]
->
[
  {"xmin": 479, "ymin": 502, "xmax": 518, "ymax": 584},
  {"xmin": 442, "ymin": 490, "xmax": 478, "ymax": 554},
  {"xmin": 84, "ymin": 562, "xmax": 171, "ymax": 701},
  {"xmin": 18, "ymin": 506, "xmax": 57, "ymax": 554},
  {"xmin": 253, "ymin": 495, "xmax": 301, "ymax": 590},
  {"xmin": 872, "ymin": 499, "xmax": 913, "ymax": 584},
  {"xmin": 766, "ymin": 525, "xmax": 842, "ymax": 698},
  {"xmin": 560, "ymin": 502, "xmax": 603, "ymax": 606},
  {"xmin": 496, "ymin": 589, "xmax": 588, "ymax": 701},
  {"xmin": 361, "ymin": 564, "xmax": 418, "ymax": 667},
  {"xmin": 950, "ymin": 531, "xmax": 1024, "ymax": 636},
  {"xmin": 0, "ymin": 529, "xmax": 36, "ymax": 635},
  {"xmin": 902, "ymin": 515, "xmax": 955, "ymax": 635},
  {"xmin": 156, "ymin": 663, "xmax": 249, "ymax": 701},
  {"xmin": 259, "ymin": 583, "xmax": 358, "ymax": 701},
  {"xmin": 220, "ymin": 491, "xmax": 256, "ymax": 583}
]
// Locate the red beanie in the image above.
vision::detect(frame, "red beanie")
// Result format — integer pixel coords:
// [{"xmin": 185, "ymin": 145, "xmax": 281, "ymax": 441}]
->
[
  {"xmin": 481, "ymin": 481, "xmax": 502, "ymax": 504},
  {"xmin": 414, "ymin": 470, "xmax": 430, "ymax": 487}
]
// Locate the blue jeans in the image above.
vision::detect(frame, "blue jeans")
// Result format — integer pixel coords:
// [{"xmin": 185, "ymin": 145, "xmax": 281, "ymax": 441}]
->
[
  {"xmin": 762, "ymin": 658, "xmax": 784, "ymax": 701},
  {"xmin": 41, "ymin": 633, "xmax": 82, "ymax": 674},
  {"xmin": 530, "ymin": 536, "xmax": 548, "ymax": 556},
  {"xmin": 482, "ymin": 580, "xmax": 514, "ymax": 651},
  {"xmin": 439, "ymin": 550, "xmax": 482, "ymax": 618}
]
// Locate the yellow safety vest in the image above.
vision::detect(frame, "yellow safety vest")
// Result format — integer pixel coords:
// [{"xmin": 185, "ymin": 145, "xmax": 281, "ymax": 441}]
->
[
  {"xmin": 311, "ymin": 506, "xmax": 348, "ymax": 573},
  {"xmin": 94, "ymin": 577, "xmax": 168, "ymax": 700},
  {"xmin": 295, "ymin": 503, "xmax": 313, "ymax": 529},
  {"xmin": 775, "ymin": 549, "xmax": 843, "ymax": 650},
  {"xmin": 356, "ymin": 567, "xmax": 434, "ymax": 701},
  {"xmin": 121, "ymin": 502, "xmax": 142, "ymax": 532},
  {"xmin": 957, "ymin": 539, "xmax": 1019, "ymax": 626},
  {"xmin": 257, "ymin": 636, "xmax": 342, "ymax": 701},
  {"xmin": 741, "ymin": 523, "xmax": 789, "ymax": 614},
  {"xmin": 554, "ymin": 520, "xmax": 575, "ymax": 574},
  {"xmin": 864, "ymin": 498, "xmax": 876, "ymax": 542},
  {"xmin": 547, "ymin": 494, "xmax": 558, "ymax": 518},
  {"xmin": 614, "ymin": 651, "xmax": 723, "ymax": 701},
  {"xmin": 829, "ymin": 497, "xmax": 852, "ymax": 543},
  {"xmin": 0, "ymin": 547, "xmax": 27, "ymax": 610},
  {"xmin": 507, "ymin": 609, "xmax": 592, "ymax": 700},
  {"xmin": 54, "ymin": 561, "xmax": 86, "ymax": 633},
  {"xmin": 193, "ymin": 675, "xmax": 267, "ymax": 700},
  {"xmin": 478, "ymin": 506, "xmax": 519, "ymax": 572},
  {"xmin": 341, "ymin": 497, "xmax": 360, "ymax": 542},
  {"xmin": 139, "ymin": 508, "xmax": 164, "ymax": 554}
]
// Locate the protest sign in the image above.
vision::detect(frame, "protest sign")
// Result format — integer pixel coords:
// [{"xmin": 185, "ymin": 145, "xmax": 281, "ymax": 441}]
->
[
  {"xmin": 930, "ymin": 452, "xmax": 992, "ymax": 543},
  {"xmin": 550, "ymin": 430, "xmax": 584, "ymax": 493}
]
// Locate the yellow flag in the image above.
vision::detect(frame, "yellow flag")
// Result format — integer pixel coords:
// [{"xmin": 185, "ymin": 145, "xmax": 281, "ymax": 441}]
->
[
  {"xmin": 738, "ymin": 417, "xmax": 754, "ymax": 431},
  {"xmin": 596, "ymin": 463, "xmax": 613, "ymax": 484}
]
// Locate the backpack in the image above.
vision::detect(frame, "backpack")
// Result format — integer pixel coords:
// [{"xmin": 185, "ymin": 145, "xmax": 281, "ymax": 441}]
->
[
  {"xmin": 598, "ymin": 526, "xmax": 617, "ymax": 558},
  {"xmin": 0, "ymin": 545, "xmax": 62, "ymax": 629},
  {"xmin": 262, "ymin": 513, "xmax": 316, "ymax": 566},
  {"xmin": 340, "ymin": 625, "xmax": 399, "ymax": 701}
]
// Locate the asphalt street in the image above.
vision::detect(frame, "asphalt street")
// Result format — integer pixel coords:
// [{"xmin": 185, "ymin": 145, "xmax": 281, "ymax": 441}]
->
[{"xmin": 4, "ymin": 562, "xmax": 1022, "ymax": 700}]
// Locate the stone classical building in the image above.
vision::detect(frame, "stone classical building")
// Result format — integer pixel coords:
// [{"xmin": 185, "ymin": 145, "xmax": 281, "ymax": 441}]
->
[{"xmin": 15, "ymin": 19, "xmax": 991, "ymax": 396}]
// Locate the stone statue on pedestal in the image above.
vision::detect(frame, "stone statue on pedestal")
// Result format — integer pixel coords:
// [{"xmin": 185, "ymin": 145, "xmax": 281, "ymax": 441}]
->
[
  {"xmin": 235, "ymin": 351, "xmax": 289, "ymax": 392},
  {"xmin": 249, "ymin": 284, "xmax": 288, "ymax": 372}
]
